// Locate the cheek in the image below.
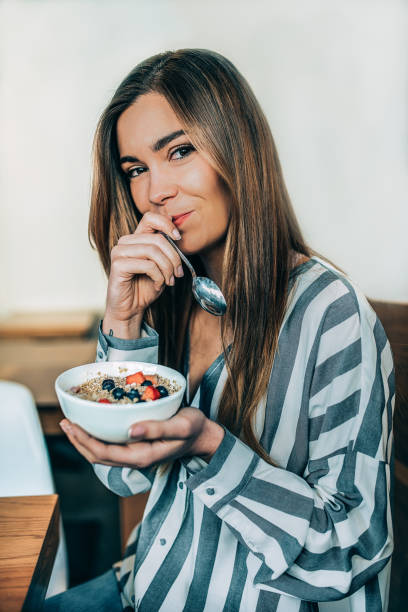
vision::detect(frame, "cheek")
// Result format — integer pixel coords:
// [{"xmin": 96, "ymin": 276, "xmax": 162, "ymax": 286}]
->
[
  {"xmin": 181, "ymin": 165, "xmax": 210, "ymax": 196},
  {"xmin": 210, "ymin": 181, "xmax": 231, "ymax": 227},
  {"xmin": 212, "ymin": 200, "xmax": 230, "ymax": 237},
  {"xmin": 130, "ymin": 182, "xmax": 149, "ymax": 215},
  {"xmin": 197, "ymin": 172, "xmax": 230, "ymax": 226}
]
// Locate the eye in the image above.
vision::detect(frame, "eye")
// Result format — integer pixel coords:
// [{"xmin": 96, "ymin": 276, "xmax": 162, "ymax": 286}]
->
[
  {"xmin": 126, "ymin": 166, "xmax": 147, "ymax": 179},
  {"xmin": 170, "ymin": 144, "xmax": 195, "ymax": 160}
]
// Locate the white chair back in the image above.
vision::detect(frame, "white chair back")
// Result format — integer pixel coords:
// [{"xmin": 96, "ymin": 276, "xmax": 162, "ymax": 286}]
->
[{"xmin": 0, "ymin": 380, "xmax": 68, "ymax": 597}]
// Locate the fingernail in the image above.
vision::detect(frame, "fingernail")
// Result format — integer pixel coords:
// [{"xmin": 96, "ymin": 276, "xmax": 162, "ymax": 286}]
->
[
  {"xmin": 59, "ymin": 420, "xmax": 72, "ymax": 434},
  {"xmin": 169, "ymin": 275, "xmax": 175, "ymax": 286},
  {"xmin": 128, "ymin": 425, "xmax": 144, "ymax": 438},
  {"xmin": 176, "ymin": 265, "xmax": 184, "ymax": 277},
  {"xmin": 172, "ymin": 228, "xmax": 181, "ymax": 240}
]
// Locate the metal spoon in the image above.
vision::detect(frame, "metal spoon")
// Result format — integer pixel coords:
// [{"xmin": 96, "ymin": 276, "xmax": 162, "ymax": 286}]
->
[{"xmin": 160, "ymin": 232, "xmax": 227, "ymax": 316}]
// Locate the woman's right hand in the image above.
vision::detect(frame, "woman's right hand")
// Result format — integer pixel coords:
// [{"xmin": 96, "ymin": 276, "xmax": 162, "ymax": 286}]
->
[{"xmin": 102, "ymin": 212, "xmax": 184, "ymax": 338}]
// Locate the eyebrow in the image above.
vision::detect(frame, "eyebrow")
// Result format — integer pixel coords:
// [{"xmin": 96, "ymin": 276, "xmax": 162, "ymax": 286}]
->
[{"xmin": 119, "ymin": 129, "xmax": 185, "ymax": 165}]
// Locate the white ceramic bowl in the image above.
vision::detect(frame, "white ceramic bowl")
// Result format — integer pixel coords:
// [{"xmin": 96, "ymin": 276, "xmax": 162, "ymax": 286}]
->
[{"xmin": 55, "ymin": 361, "xmax": 186, "ymax": 443}]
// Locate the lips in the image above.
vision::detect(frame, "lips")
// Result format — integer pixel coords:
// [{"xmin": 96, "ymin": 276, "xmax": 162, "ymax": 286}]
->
[{"xmin": 172, "ymin": 211, "xmax": 193, "ymax": 227}]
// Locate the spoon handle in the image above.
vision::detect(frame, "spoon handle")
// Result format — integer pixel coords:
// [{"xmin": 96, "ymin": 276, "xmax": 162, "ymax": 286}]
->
[{"xmin": 160, "ymin": 232, "xmax": 197, "ymax": 279}]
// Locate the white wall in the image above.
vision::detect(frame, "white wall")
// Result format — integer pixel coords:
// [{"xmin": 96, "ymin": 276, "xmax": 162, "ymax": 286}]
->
[{"xmin": 1, "ymin": 0, "xmax": 407, "ymax": 316}]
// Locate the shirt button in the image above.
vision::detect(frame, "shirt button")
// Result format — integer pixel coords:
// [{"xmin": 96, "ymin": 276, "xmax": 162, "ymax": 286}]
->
[
  {"xmin": 97, "ymin": 351, "xmax": 104, "ymax": 359},
  {"xmin": 160, "ymin": 538, "xmax": 166, "ymax": 546},
  {"xmin": 178, "ymin": 482, "xmax": 184, "ymax": 489},
  {"xmin": 206, "ymin": 487, "xmax": 215, "ymax": 495}
]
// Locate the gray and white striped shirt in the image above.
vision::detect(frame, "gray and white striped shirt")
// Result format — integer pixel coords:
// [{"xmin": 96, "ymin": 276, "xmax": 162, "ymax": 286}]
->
[{"xmin": 94, "ymin": 256, "xmax": 394, "ymax": 611}]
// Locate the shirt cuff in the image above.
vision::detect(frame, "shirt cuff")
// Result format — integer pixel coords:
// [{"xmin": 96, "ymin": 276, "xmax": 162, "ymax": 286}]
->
[
  {"xmin": 183, "ymin": 428, "xmax": 259, "ymax": 513},
  {"xmin": 96, "ymin": 320, "xmax": 159, "ymax": 363}
]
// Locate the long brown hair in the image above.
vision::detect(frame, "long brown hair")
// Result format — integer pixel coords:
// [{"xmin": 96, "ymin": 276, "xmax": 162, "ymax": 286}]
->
[{"xmin": 89, "ymin": 49, "xmax": 310, "ymax": 464}]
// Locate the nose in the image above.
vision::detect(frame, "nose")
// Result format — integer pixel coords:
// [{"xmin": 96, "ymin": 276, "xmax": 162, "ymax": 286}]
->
[{"xmin": 148, "ymin": 167, "xmax": 178, "ymax": 206}]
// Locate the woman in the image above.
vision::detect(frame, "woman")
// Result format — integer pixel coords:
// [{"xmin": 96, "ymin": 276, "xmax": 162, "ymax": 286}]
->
[{"xmin": 48, "ymin": 49, "xmax": 394, "ymax": 611}]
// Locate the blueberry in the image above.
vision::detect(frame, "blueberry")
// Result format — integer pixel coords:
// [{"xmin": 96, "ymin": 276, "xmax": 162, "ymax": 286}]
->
[
  {"xmin": 156, "ymin": 385, "xmax": 169, "ymax": 397},
  {"xmin": 102, "ymin": 379, "xmax": 115, "ymax": 391},
  {"xmin": 126, "ymin": 389, "xmax": 140, "ymax": 401},
  {"xmin": 112, "ymin": 387, "xmax": 125, "ymax": 400},
  {"xmin": 141, "ymin": 380, "xmax": 152, "ymax": 386}
]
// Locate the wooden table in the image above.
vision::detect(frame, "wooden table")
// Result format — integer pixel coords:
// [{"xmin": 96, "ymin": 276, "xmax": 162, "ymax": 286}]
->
[{"xmin": 0, "ymin": 495, "xmax": 59, "ymax": 612}]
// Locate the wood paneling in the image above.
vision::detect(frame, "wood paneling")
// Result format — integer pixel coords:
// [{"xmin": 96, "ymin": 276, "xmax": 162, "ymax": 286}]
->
[{"xmin": 369, "ymin": 300, "xmax": 408, "ymax": 465}]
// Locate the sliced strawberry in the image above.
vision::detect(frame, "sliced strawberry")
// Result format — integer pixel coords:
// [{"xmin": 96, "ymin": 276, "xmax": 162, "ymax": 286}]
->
[
  {"xmin": 98, "ymin": 398, "xmax": 111, "ymax": 403},
  {"xmin": 126, "ymin": 371, "xmax": 145, "ymax": 385},
  {"xmin": 141, "ymin": 386, "xmax": 161, "ymax": 401},
  {"xmin": 144, "ymin": 374, "xmax": 158, "ymax": 385}
]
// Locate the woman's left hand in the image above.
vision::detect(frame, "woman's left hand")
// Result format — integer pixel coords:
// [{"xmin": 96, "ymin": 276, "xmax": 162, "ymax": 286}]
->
[{"xmin": 59, "ymin": 407, "xmax": 225, "ymax": 468}]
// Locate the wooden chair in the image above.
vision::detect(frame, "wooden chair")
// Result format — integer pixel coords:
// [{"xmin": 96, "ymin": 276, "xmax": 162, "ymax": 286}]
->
[{"xmin": 369, "ymin": 299, "xmax": 408, "ymax": 612}]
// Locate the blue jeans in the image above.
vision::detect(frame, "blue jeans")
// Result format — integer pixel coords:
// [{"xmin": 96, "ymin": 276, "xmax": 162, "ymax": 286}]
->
[{"xmin": 42, "ymin": 569, "xmax": 124, "ymax": 611}]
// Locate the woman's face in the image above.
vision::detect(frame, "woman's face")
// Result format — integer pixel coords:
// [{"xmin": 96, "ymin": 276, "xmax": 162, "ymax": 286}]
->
[{"xmin": 116, "ymin": 92, "xmax": 231, "ymax": 256}]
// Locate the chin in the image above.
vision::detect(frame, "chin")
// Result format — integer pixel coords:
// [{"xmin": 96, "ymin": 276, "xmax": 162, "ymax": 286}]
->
[{"xmin": 179, "ymin": 234, "xmax": 205, "ymax": 256}]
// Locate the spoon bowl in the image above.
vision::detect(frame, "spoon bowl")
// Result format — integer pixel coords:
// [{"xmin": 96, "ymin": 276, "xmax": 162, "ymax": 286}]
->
[{"xmin": 193, "ymin": 277, "xmax": 227, "ymax": 316}]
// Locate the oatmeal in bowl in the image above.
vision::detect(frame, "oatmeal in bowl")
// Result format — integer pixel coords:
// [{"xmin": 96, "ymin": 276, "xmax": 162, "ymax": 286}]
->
[
  {"xmin": 55, "ymin": 361, "xmax": 186, "ymax": 443},
  {"xmin": 69, "ymin": 370, "xmax": 180, "ymax": 404}
]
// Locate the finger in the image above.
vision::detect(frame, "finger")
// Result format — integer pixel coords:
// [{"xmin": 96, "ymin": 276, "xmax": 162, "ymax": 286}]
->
[
  {"xmin": 61, "ymin": 427, "xmax": 98, "ymax": 464},
  {"xmin": 117, "ymin": 234, "xmax": 183, "ymax": 277},
  {"xmin": 65, "ymin": 428, "xmax": 187, "ymax": 469},
  {"xmin": 105, "ymin": 438, "xmax": 188, "ymax": 468},
  {"xmin": 60, "ymin": 420, "xmax": 118, "ymax": 465},
  {"xmin": 128, "ymin": 413, "xmax": 195, "ymax": 441},
  {"xmin": 61, "ymin": 421, "xmax": 190, "ymax": 468},
  {"xmin": 111, "ymin": 256, "xmax": 166, "ymax": 291},
  {"xmin": 136, "ymin": 211, "xmax": 181, "ymax": 240},
  {"xmin": 142, "ymin": 438, "xmax": 188, "ymax": 465},
  {"xmin": 62, "ymin": 420, "xmax": 161, "ymax": 467},
  {"xmin": 112, "ymin": 243, "xmax": 177, "ymax": 286}
]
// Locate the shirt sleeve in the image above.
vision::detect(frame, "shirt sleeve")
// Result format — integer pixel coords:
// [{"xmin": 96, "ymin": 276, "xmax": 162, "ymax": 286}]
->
[
  {"xmin": 96, "ymin": 320, "xmax": 159, "ymax": 364},
  {"xmin": 92, "ymin": 320, "xmax": 160, "ymax": 496},
  {"xmin": 183, "ymin": 295, "xmax": 394, "ymax": 602}
]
